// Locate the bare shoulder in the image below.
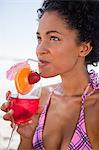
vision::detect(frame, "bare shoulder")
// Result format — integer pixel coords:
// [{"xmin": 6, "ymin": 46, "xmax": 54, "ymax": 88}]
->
[
  {"xmin": 40, "ymin": 83, "xmax": 59, "ymax": 107},
  {"xmin": 86, "ymin": 89, "xmax": 99, "ymax": 115},
  {"xmin": 94, "ymin": 89, "xmax": 99, "ymax": 109}
]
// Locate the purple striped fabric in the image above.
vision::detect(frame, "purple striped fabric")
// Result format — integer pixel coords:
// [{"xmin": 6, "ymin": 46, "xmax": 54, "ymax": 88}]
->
[{"xmin": 33, "ymin": 70, "xmax": 99, "ymax": 150}]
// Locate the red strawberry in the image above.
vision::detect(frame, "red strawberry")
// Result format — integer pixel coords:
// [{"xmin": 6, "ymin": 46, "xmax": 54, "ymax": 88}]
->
[{"xmin": 28, "ymin": 71, "xmax": 41, "ymax": 84}]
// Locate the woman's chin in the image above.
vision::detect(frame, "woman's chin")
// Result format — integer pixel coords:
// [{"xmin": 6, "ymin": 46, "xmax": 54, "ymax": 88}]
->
[{"xmin": 40, "ymin": 72, "xmax": 58, "ymax": 78}]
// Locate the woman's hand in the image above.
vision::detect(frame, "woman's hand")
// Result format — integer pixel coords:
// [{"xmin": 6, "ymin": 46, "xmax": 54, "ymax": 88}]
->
[
  {"xmin": 0, "ymin": 91, "xmax": 14, "ymax": 121},
  {"xmin": 1, "ymin": 90, "xmax": 43, "ymax": 138},
  {"xmin": 0, "ymin": 90, "xmax": 44, "ymax": 150},
  {"xmin": 1, "ymin": 102, "xmax": 43, "ymax": 150},
  {"xmin": 1, "ymin": 102, "xmax": 43, "ymax": 139},
  {"xmin": 17, "ymin": 107, "xmax": 43, "ymax": 139},
  {"xmin": 1, "ymin": 102, "xmax": 13, "ymax": 121}
]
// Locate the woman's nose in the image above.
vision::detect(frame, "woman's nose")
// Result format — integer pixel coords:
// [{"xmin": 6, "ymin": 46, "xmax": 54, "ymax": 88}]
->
[{"xmin": 36, "ymin": 42, "xmax": 49, "ymax": 56}]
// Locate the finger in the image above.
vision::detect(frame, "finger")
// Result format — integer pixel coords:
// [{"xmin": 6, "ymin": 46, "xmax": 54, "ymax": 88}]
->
[
  {"xmin": 16, "ymin": 111, "xmax": 42, "ymax": 138},
  {"xmin": 15, "ymin": 106, "xmax": 44, "ymax": 135},
  {"xmin": 17, "ymin": 119, "xmax": 35, "ymax": 138},
  {"xmin": 3, "ymin": 110, "xmax": 14, "ymax": 121},
  {"xmin": 28, "ymin": 106, "xmax": 43, "ymax": 124},
  {"xmin": 18, "ymin": 110, "xmax": 40, "ymax": 128},
  {"xmin": 6, "ymin": 90, "xmax": 11, "ymax": 100},
  {"xmin": 37, "ymin": 105, "xmax": 44, "ymax": 114},
  {"xmin": 0, "ymin": 102, "xmax": 9, "ymax": 112},
  {"xmin": 10, "ymin": 122, "xmax": 16, "ymax": 128}
]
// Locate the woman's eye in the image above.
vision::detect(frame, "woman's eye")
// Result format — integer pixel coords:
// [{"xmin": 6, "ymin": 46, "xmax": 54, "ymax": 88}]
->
[
  {"xmin": 50, "ymin": 36, "xmax": 60, "ymax": 41},
  {"xmin": 37, "ymin": 36, "xmax": 41, "ymax": 40},
  {"xmin": 37, "ymin": 36, "xmax": 41, "ymax": 43}
]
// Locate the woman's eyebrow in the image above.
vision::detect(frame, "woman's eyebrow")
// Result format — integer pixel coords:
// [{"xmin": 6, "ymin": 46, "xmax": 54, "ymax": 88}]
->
[
  {"xmin": 36, "ymin": 32, "xmax": 40, "ymax": 35},
  {"xmin": 46, "ymin": 30, "xmax": 62, "ymax": 35},
  {"xmin": 36, "ymin": 30, "xmax": 63, "ymax": 35}
]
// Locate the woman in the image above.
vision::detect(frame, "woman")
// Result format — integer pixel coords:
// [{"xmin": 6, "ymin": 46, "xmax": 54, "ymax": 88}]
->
[{"xmin": 1, "ymin": 0, "xmax": 99, "ymax": 149}]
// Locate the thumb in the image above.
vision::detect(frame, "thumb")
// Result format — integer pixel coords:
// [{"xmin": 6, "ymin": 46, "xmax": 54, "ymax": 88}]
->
[{"xmin": 37, "ymin": 105, "xmax": 44, "ymax": 114}]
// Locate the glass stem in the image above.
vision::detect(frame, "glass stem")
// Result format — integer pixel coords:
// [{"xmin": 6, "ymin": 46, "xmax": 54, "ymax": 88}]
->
[{"xmin": 6, "ymin": 124, "xmax": 17, "ymax": 150}]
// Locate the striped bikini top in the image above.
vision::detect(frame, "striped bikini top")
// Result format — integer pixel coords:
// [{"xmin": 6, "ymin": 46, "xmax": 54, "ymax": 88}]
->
[{"xmin": 33, "ymin": 70, "xmax": 99, "ymax": 150}]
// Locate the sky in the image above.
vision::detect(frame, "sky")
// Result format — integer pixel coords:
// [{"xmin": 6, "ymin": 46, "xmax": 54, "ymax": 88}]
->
[
  {"xmin": 0, "ymin": 0, "xmax": 42, "ymax": 60},
  {"xmin": 0, "ymin": 0, "xmax": 62, "ymax": 103}
]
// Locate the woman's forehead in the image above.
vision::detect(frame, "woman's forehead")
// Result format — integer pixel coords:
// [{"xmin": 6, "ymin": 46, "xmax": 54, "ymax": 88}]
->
[
  {"xmin": 37, "ymin": 11, "xmax": 70, "ymax": 33},
  {"xmin": 37, "ymin": 11, "xmax": 78, "ymax": 41}
]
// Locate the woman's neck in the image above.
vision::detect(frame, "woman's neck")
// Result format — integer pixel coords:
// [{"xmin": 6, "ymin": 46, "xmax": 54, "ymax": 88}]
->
[{"xmin": 60, "ymin": 66, "xmax": 90, "ymax": 97}]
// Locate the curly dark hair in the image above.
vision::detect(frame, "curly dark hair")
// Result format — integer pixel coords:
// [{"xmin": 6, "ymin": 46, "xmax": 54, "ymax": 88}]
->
[{"xmin": 37, "ymin": 0, "xmax": 99, "ymax": 66}]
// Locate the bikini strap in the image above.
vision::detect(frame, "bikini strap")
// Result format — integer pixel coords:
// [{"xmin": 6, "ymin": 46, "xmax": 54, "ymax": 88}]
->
[
  {"xmin": 44, "ymin": 85, "xmax": 60, "ymax": 110},
  {"xmin": 39, "ymin": 84, "xmax": 61, "ymax": 122},
  {"xmin": 82, "ymin": 69, "xmax": 99, "ymax": 104}
]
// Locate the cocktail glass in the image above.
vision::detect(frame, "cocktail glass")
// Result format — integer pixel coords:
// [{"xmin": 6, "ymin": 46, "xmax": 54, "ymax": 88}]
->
[{"xmin": 6, "ymin": 59, "xmax": 41, "ymax": 150}]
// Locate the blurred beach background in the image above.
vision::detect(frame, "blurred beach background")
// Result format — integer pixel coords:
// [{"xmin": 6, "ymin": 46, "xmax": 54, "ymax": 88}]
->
[
  {"xmin": 0, "ymin": 0, "xmax": 99, "ymax": 149},
  {"xmin": 0, "ymin": 0, "xmax": 61, "ymax": 149}
]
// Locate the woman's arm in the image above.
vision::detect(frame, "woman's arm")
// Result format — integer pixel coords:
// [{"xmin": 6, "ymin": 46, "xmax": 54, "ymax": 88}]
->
[
  {"xmin": 16, "ymin": 110, "xmax": 42, "ymax": 150},
  {"xmin": 17, "ymin": 136, "xmax": 34, "ymax": 150}
]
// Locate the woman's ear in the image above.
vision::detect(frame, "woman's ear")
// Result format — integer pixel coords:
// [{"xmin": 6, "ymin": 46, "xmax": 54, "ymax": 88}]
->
[{"xmin": 79, "ymin": 42, "xmax": 92, "ymax": 57}]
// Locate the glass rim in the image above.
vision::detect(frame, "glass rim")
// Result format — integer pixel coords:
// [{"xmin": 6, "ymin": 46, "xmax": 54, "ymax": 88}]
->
[{"xmin": 10, "ymin": 94, "xmax": 40, "ymax": 99}]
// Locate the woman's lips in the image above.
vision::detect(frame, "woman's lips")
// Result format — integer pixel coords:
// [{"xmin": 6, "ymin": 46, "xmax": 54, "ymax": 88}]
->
[{"xmin": 38, "ymin": 60, "xmax": 50, "ymax": 67}]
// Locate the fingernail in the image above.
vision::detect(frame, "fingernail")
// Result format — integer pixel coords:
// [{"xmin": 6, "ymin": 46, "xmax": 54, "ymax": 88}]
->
[
  {"xmin": 28, "ymin": 120, "xmax": 33, "ymax": 124},
  {"xmin": 38, "ymin": 106, "xmax": 43, "ymax": 112},
  {"xmin": 7, "ymin": 109, "xmax": 13, "ymax": 114},
  {"xmin": 5, "ymin": 102, "xmax": 9, "ymax": 107}
]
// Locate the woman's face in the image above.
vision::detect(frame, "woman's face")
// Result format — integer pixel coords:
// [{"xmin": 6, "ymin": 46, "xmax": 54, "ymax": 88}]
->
[{"xmin": 36, "ymin": 11, "xmax": 82, "ymax": 78}]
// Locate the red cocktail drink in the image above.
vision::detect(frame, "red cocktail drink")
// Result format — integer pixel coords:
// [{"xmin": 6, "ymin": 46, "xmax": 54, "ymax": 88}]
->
[
  {"xmin": 8, "ymin": 95, "xmax": 39, "ymax": 125},
  {"xmin": 5, "ymin": 59, "xmax": 41, "ymax": 150}
]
